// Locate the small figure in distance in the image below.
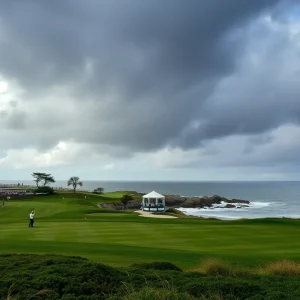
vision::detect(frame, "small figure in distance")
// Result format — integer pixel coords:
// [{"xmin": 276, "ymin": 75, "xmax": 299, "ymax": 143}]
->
[
  {"xmin": 1, "ymin": 199, "xmax": 4, "ymax": 208},
  {"xmin": 29, "ymin": 210, "xmax": 35, "ymax": 227}
]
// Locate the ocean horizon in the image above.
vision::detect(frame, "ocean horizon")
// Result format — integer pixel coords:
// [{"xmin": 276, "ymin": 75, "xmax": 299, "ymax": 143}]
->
[{"xmin": 1, "ymin": 180, "xmax": 300, "ymax": 220}]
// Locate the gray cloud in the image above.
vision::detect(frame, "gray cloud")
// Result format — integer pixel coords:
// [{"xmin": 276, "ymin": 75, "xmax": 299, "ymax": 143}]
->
[
  {"xmin": 0, "ymin": 0, "xmax": 299, "ymax": 157},
  {"xmin": 175, "ymin": 16, "xmax": 300, "ymax": 149}
]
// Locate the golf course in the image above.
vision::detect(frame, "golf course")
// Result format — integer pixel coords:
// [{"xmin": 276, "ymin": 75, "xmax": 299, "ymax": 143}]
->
[
  {"xmin": 1, "ymin": 191, "xmax": 300, "ymax": 270},
  {"xmin": 2, "ymin": 190, "xmax": 300, "ymax": 299}
]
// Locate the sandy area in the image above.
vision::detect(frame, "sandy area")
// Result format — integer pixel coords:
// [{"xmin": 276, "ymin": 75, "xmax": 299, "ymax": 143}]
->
[{"xmin": 134, "ymin": 210, "xmax": 178, "ymax": 219}]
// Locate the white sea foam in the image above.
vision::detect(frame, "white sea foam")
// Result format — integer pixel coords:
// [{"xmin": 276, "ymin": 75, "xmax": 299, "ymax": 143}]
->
[
  {"xmin": 249, "ymin": 201, "xmax": 272, "ymax": 208},
  {"xmin": 177, "ymin": 200, "xmax": 288, "ymax": 220},
  {"xmin": 177, "ymin": 208, "xmax": 242, "ymax": 220}
]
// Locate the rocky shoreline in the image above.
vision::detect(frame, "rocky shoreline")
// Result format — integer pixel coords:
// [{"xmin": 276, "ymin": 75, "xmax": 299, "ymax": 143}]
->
[
  {"xmin": 99, "ymin": 192, "xmax": 250, "ymax": 210},
  {"xmin": 164, "ymin": 194, "xmax": 250, "ymax": 208}
]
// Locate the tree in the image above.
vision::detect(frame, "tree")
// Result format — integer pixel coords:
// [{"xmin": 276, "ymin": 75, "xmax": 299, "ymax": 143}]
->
[
  {"xmin": 67, "ymin": 176, "xmax": 83, "ymax": 193},
  {"xmin": 32, "ymin": 173, "xmax": 43, "ymax": 187},
  {"xmin": 43, "ymin": 175, "xmax": 55, "ymax": 186},
  {"xmin": 32, "ymin": 173, "xmax": 55, "ymax": 187},
  {"xmin": 120, "ymin": 194, "xmax": 133, "ymax": 210},
  {"xmin": 93, "ymin": 187, "xmax": 104, "ymax": 194}
]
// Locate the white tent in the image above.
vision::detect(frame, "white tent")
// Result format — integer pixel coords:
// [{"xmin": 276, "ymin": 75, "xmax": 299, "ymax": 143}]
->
[
  {"xmin": 143, "ymin": 191, "xmax": 165, "ymax": 199},
  {"xmin": 142, "ymin": 191, "xmax": 165, "ymax": 212}
]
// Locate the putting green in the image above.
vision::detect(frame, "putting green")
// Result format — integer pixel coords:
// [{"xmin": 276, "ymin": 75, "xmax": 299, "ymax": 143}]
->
[{"xmin": 1, "ymin": 194, "xmax": 300, "ymax": 269}]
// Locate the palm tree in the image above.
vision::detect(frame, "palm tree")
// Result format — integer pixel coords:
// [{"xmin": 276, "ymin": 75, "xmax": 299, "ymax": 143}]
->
[{"xmin": 67, "ymin": 176, "xmax": 83, "ymax": 193}]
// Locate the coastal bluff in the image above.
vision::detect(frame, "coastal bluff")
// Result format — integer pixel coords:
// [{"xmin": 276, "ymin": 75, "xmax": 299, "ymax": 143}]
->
[
  {"xmin": 99, "ymin": 192, "xmax": 250, "ymax": 210},
  {"xmin": 164, "ymin": 194, "xmax": 250, "ymax": 208}
]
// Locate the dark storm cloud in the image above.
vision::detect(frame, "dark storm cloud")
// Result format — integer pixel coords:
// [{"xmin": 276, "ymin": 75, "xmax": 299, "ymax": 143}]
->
[{"xmin": 0, "ymin": 0, "xmax": 298, "ymax": 152}]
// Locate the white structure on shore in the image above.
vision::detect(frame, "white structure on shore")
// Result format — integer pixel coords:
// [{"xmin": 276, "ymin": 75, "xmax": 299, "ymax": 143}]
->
[{"xmin": 142, "ymin": 191, "xmax": 165, "ymax": 212}]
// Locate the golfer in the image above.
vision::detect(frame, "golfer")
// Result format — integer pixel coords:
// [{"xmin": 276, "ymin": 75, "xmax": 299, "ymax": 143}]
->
[{"xmin": 29, "ymin": 210, "xmax": 35, "ymax": 227}]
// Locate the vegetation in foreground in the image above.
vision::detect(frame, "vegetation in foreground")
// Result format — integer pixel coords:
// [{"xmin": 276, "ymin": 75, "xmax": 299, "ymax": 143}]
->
[{"xmin": 2, "ymin": 254, "xmax": 300, "ymax": 299}]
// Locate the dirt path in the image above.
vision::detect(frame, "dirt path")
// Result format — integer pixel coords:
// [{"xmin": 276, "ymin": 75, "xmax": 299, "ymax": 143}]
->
[{"xmin": 134, "ymin": 210, "xmax": 178, "ymax": 219}]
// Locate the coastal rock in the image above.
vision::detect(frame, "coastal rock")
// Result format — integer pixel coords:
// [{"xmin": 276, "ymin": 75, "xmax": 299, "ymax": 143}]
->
[
  {"xmin": 99, "ymin": 203, "xmax": 116, "ymax": 209},
  {"xmin": 164, "ymin": 194, "xmax": 249, "ymax": 209},
  {"xmin": 164, "ymin": 196, "xmax": 186, "ymax": 207},
  {"xmin": 224, "ymin": 204, "xmax": 236, "ymax": 208},
  {"xmin": 99, "ymin": 202, "xmax": 120, "ymax": 210},
  {"xmin": 126, "ymin": 200, "xmax": 142, "ymax": 209},
  {"xmin": 99, "ymin": 200, "xmax": 141, "ymax": 210},
  {"xmin": 226, "ymin": 199, "xmax": 250, "ymax": 204}
]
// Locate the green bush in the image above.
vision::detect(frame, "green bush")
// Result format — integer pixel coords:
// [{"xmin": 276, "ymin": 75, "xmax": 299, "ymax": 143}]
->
[
  {"xmin": 165, "ymin": 208, "xmax": 185, "ymax": 216},
  {"xmin": 114, "ymin": 286, "xmax": 197, "ymax": 300},
  {"xmin": 34, "ymin": 186, "xmax": 55, "ymax": 195},
  {"xmin": 130, "ymin": 261, "xmax": 182, "ymax": 272},
  {"xmin": 93, "ymin": 187, "xmax": 104, "ymax": 194},
  {"xmin": 2, "ymin": 255, "xmax": 300, "ymax": 299},
  {"xmin": 0, "ymin": 254, "xmax": 123, "ymax": 299},
  {"xmin": 184, "ymin": 280, "xmax": 262, "ymax": 299}
]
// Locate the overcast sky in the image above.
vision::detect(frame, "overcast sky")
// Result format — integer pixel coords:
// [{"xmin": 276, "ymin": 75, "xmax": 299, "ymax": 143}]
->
[{"xmin": 1, "ymin": 0, "xmax": 300, "ymax": 181}]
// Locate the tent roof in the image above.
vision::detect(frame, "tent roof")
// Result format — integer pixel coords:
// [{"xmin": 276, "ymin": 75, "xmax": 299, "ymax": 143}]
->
[{"xmin": 143, "ymin": 190, "xmax": 165, "ymax": 198}]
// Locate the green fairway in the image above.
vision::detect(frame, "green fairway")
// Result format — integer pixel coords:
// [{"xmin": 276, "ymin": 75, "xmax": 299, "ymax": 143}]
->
[{"xmin": 1, "ymin": 193, "xmax": 300, "ymax": 270}]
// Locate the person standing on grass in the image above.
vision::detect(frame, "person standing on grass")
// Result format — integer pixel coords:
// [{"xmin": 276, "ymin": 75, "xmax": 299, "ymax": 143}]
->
[
  {"xmin": 29, "ymin": 211, "xmax": 35, "ymax": 227},
  {"xmin": 1, "ymin": 200, "xmax": 4, "ymax": 208}
]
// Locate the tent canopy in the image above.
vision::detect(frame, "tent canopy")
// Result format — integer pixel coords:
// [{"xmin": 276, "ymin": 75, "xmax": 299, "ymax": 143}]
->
[{"xmin": 142, "ymin": 190, "xmax": 165, "ymax": 199}]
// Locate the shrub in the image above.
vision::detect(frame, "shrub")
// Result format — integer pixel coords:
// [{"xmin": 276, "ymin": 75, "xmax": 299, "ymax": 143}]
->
[
  {"xmin": 34, "ymin": 186, "xmax": 55, "ymax": 195},
  {"xmin": 93, "ymin": 187, "xmax": 104, "ymax": 194},
  {"xmin": 193, "ymin": 258, "xmax": 232, "ymax": 276},
  {"xmin": 263, "ymin": 260, "xmax": 300, "ymax": 276},
  {"xmin": 120, "ymin": 194, "xmax": 134, "ymax": 209},
  {"xmin": 0, "ymin": 254, "xmax": 123, "ymax": 299},
  {"xmin": 185, "ymin": 280, "xmax": 262, "ymax": 299},
  {"xmin": 165, "ymin": 208, "xmax": 185, "ymax": 216},
  {"xmin": 119, "ymin": 286, "xmax": 197, "ymax": 300},
  {"xmin": 131, "ymin": 261, "xmax": 182, "ymax": 272},
  {"xmin": 110, "ymin": 281, "xmax": 196, "ymax": 300},
  {"xmin": 2, "ymin": 254, "xmax": 300, "ymax": 299},
  {"xmin": 5, "ymin": 286, "xmax": 53, "ymax": 300}
]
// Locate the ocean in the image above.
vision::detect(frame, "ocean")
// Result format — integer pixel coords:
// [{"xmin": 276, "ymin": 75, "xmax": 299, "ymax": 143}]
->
[{"xmin": 2, "ymin": 180, "xmax": 300, "ymax": 220}]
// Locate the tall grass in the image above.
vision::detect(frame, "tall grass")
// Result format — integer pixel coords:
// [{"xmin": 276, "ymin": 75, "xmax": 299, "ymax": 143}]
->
[
  {"xmin": 191, "ymin": 258, "xmax": 300, "ymax": 277},
  {"xmin": 262, "ymin": 260, "xmax": 300, "ymax": 276},
  {"xmin": 5, "ymin": 283, "xmax": 52, "ymax": 300},
  {"xmin": 189, "ymin": 258, "xmax": 251, "ymax": 278},
  {"xmin": 116, "ymin": 285, "xmax": 196, "ymax": 300},
  {"xmin": 108, "ymin": 280, "xmax": 236, "ymax": 300},
  {"xmin": 191, "ymin": 258, "xmax": 232, "ymax": 276},
  {"xmin": 106, "ymin": 272, "xmax": 197, "ymax": 300},
  {"xmin": 122, "ymin": 288, "xmax": 235, "ymax": 300}
]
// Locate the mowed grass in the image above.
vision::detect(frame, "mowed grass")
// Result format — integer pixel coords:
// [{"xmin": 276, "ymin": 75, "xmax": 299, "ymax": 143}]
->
[{"xmin": 1, "ymin": 193, "xmax": 300, "ymax": 270}]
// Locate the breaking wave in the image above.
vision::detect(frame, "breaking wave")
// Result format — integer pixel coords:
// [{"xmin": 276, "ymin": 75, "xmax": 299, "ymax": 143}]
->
[{"xmin": 177, "ymin": 200, "xmax": 291, "ymax": 220}]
